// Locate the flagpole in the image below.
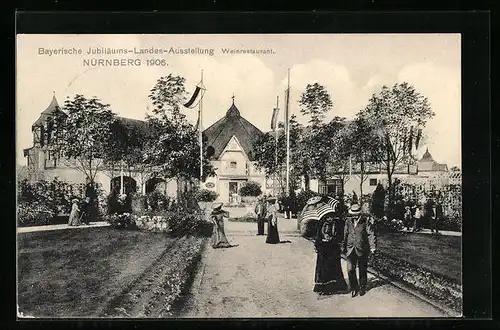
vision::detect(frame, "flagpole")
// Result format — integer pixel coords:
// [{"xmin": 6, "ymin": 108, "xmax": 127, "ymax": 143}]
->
[
  {"xmin": 120, "ymin": 162, "xmax": 124, "ymax": 195},
  {"xmin": 199, "ymin": 70, "xmax": 204, "ymax": 182},
  {"xmin": 285, "ymin": 69, "xmax": 291, "ymax": 196},
  {"xmin": 274, "ymin": 96, "xmax": 279, "ymax": 197}
]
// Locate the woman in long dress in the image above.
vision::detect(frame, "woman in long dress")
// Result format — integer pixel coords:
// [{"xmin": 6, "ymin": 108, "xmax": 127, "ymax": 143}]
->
[
  {"xmin": 265, "ymin": 198, "xmax": 280, "ymax": 244},
  {"xmin": 68, "ymin": 199, "xmax": 81, "ymax": 226},
  {"xmin": 313, "ymin": 213, "xmax": 348, "ymax": 295},
  {"xmin": 210, "ymin": 202, "xmax": 232, "ymax": 248}
]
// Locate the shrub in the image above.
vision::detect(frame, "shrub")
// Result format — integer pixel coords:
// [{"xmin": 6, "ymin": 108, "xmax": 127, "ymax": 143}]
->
[
  {"xmin": 105, "ymin": 213, "xmax": 136, "ymax": 229},
  {"xmin": 376, "ymin": 216, "xmax": 404, "ymax": 233},
  {"xmin": 18, "ymin": 178, "xmax": 101, "ymax": 225},
  {"xmin": 134, "ymin": 210, "xmax": 212, "ymax": 237},
  {"xmin": 239, "ymin": 181, "xmax": 262, "ymax": 197},
  {"xmin": 146, "ymin": 191, "xmax": 169, "ymax": 212},
  {"xmin": 371, "ymin": 183, "xmax": 385, "ymax": 219},
  {"xmin": 195, "ymin": 189, "xmax": 218, "ymax": 202},
  {"xmin": 17, "ymin": 201, "xmax": 55, "ymax": 227},
  {"xmin": 440, "ymin": 216, "xmax": 462, "ymax": 232},
  {"xmin": 131, "ymin": 194, "xmax": 148, "ymax": 214},
  {"xmin": 168, "ymin": 212, "xmax": 212, "ymax": 237},
  {"xmin": 107, "ymin": 192, "xmax": 120, "ymax": 214},
  {"xmin": 296, "ymin": 190, "xmax": 320, "ymax": 212}
]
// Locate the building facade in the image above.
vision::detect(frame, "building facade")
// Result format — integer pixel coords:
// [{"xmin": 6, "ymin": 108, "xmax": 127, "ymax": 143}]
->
[
  {"xmin": 201, "ymin": 100, "xmax": 270, "ymax": 204},
  {"xmin": 312, "ymin": 148, "xmax": 452, "ymax": 197},
  {"xmin": 21, "ymin": 95, "xmax": 178, "ymax": 197},
  {"xmin": 21, "ymin": 95, "xmax": 271, "ymax": 203}
]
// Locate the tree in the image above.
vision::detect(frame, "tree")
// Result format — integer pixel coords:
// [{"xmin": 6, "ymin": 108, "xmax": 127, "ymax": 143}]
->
[
  {"xmin": 298, "ymin": 82, "xmax": 333, "ymax": 127},
  {"xmin": 361, "ymin": 82, "xmax": 435, "ymax": 204},
  {"xmin": 119, "ymin": 121, "xmax": 153, "ymax": 193},
  {"xmin": 371, "ymin": 183, "xmax": 385, "ymax": 219},
  {"xmin": 295, "ymin": 83, "xmax": 337, "ymax": 189},
  {"xmin": 253, "ymin": 115, "xmax": 303, "ymax": 193},
  {"xmin": 253, "ymin": 130, "xmax": 285, "ymax": 190},
  {"xmin": 239, "ymin": 181, "xmax": 262, "ymax": 197},
  {"xmin": 56, "ymin": 94, "xmax": 117, "ymax": 192},
  {"xmin": 144, "ymin": 74, "xmax": 215, "ymax": 185},
  {"xmin": 336, "ymin": 116, "xmax": 382, "ymax": 202}
]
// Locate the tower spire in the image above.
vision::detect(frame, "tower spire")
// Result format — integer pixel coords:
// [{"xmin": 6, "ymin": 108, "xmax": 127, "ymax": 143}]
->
[{"xmin": 231, "ymin": 93, "xmax": 235, "ymax": 104}]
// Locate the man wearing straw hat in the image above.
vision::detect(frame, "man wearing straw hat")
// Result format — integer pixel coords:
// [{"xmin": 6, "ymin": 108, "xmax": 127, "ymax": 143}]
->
[{"xmin": 342, "ymin": 203, "xmax": 377, "ymax": 298}]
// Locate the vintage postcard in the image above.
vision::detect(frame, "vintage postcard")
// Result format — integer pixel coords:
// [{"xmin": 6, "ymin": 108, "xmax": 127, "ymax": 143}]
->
[{"xmin": 16, "ymin": 33, "xmax": 462, "ymax": 318}]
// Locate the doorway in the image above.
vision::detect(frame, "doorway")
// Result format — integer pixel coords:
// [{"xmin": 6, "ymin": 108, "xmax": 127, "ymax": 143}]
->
[{"xmin": 229, "ymin": 181, "xmax": 238, "ymax": 203}]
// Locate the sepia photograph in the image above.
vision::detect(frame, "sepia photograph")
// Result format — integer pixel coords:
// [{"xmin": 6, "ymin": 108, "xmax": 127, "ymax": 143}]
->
[{"xmin": 16, "ymin": 33, "xmax": 462, "ymax": 318}]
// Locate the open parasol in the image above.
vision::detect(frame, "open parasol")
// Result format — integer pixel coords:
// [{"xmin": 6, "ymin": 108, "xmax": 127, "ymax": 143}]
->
[{"xmin": 300, "ymin": 196, "xmax": 339, "ymax": 224}]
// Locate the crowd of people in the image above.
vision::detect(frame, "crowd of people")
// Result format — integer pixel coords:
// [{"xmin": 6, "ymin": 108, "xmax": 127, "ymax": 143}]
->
[
  {"xmin": 389, "ymin": 197, "xmax": 445, "ymax": 234},
  {"xmin": 209, "ymin": 196, "xmax": 282, "ymax": 249},
  {"xmin": 208, "ymin": 194, "xmax": 377, "ymax": 298}
]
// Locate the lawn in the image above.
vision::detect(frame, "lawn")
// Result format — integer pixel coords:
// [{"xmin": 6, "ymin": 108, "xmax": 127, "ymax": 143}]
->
[
  {"xmin": 17, "ymin": 227, "xmax": 178, "ymax": 317},
  {"xmin": 378, "ymin": 232, "xmax": 462, "ymax": 284}
]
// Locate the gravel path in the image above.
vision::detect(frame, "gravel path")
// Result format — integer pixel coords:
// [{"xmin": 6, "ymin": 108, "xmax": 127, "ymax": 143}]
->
[{"xmin": 182, "ymin": 216, "xmax": 447, "ymax": 318}]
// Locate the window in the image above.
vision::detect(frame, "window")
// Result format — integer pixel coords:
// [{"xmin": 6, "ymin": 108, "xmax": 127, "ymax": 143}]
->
[
  {"xmin": 230, "ymin": 161, "xmax": 237, "ymax": 169},
  {"xmin": 370, "ymin": 178, "xmax": 378, "ymax": 186}
]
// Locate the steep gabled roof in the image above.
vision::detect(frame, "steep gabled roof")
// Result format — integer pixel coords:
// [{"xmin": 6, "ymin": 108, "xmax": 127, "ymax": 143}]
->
[
  {"xmin": 417, "ymin": 148, "xmax": 448, "ymax": 172},
  {"xmin": 203, "ymin": 102, "xmax": 264, "ymax": 161},
  {"xmin": 116, "ymin": 116, "xmax": 151, "ymax": 136},
  {"xmin": 33, "ymin": 95, "xmax": 67, "ymax": 127},
  {"xmin": 420, "ymin": 148, "xmax": 434, "ymax": 162}
]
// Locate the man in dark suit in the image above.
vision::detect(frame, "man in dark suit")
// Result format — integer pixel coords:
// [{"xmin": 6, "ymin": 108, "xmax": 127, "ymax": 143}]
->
[
  {"xmin": 80, "ymin": 197, "xmax": 91, "ymax": 225},
  {"xmin": 254, "ymin": 196, "xmax": 267, "ymax": 235},
  {"xmin": 342, "ymin": 203, "xmax": 377, "ymax": 297},
  {"xmin": 429, "ymin": 199, "xmax": 443, "ymax": 234}
]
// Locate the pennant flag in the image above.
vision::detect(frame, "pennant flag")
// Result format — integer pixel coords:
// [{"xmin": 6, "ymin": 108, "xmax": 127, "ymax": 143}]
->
[
  {"xmin": 415, "ymin": 129, "xmax": 422, "ymax": 149},
  {"xmin": 184, "ymin": 85, "xmax": 204, "ymax": 109},
  {"xmin": 271, "ymin": 107, "xmax": 280, "ymax": 131}
]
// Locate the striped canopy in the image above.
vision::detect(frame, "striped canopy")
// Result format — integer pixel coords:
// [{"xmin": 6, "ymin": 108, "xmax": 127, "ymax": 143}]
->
[{"xmin": 300, "ymin": 197, "xmax": 339, "ymax": 224}]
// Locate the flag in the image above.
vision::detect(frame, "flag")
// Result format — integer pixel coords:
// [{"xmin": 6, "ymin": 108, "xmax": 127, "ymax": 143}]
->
[
  {"xmin": 271, "ymin": 107, "xmax": 280, "ymax": 131},
  {"xmin": 184, "ymin": 85, "xmax": 204, "ymax": 109}
]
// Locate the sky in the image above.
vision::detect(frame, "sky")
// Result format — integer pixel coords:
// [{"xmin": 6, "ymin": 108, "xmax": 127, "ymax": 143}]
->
[{"xmin": 16, "ymin": 34, "xmax": 461, "ymax": 168}]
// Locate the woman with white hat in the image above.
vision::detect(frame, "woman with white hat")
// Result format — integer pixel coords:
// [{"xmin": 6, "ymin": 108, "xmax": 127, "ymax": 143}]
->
[
  {"xmin": 68, "ymin": 198, "xmax": 81, "ymax": 226},
  {"xmin": 210, "ymin": 202, "xmax": 232, "ymax": 248}
]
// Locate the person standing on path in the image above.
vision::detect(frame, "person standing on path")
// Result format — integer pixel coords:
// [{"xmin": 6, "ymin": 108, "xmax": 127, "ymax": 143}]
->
[
  {"xmin": 342, "ymin": 203, "xmax": 377, "ymax": 298},
  {"xmin": 427, "ymin": 198, "xmax": 443, "ymax": 234},
  {"xmin": 80, "ymin": 197, "xmax": 91, "ymax": 225},
  {"xmin": 413, "ymin": 205, "xmax": 422, "ymax": 232},
  {"xmin": 68, "ymin": 199, "xmax": 81, "ymax": 226},
  {"xmin": 404, "ymin": 206, "xmax": 412, "ymax": 231},
  {"xmin": 313, "ymin": 211, "xmax": 348, "ymax": 295},
  {"xmin": 254, "ymin": 196, "xmax": 267, "ymax": 236},
  {"xmin": 265, "ymin": 197, "xmax": 280, "ymax": 244},
  {"xmin": 210, "ymin": 202, "xmax": 233, "ymax": 248}
]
